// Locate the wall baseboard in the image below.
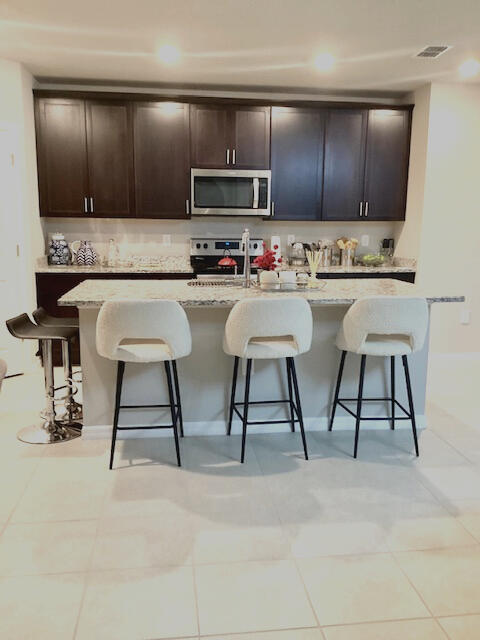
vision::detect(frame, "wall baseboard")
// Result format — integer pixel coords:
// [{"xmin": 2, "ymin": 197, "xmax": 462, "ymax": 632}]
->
[{"xmin": 82, "ymin": 414, "xmax": 427, "ymax": 439}]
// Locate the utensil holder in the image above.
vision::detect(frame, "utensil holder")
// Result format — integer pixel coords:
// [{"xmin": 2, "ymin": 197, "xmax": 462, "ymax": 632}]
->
[{"xmin": 340, "ymin": 248, "xmax": 356, "ymax": 267}]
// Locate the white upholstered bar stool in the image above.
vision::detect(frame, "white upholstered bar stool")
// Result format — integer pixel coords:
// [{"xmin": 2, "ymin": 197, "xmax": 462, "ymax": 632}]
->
[
  {"xmin": 329, "ymin": 296, "xmax": 429, "ymax": 458},
  {"xmin": 224, "ymin": 297, "xmax": 313, "ymax": 463},
  {"xmin": 96, "ymin": 299, "xmax": 192, "ymax": 469}
]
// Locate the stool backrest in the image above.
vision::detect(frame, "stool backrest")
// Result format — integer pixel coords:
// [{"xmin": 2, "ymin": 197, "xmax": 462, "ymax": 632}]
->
[
  {"xmin": 342, "ymin": 296, "xmax": 429, "ymax": 353},
  {"xmin": 224, "ymin": 296, "xmax": 313, "ymax": 357},
  {"xmin": 96, "ymin": 299, "xmax": 192, "ymax": 360}
]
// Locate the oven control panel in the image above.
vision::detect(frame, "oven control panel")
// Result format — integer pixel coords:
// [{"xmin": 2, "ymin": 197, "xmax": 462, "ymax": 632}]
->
[{"xmin": 190, "ymin": 238, "xmax": 264, "ymax": 257}]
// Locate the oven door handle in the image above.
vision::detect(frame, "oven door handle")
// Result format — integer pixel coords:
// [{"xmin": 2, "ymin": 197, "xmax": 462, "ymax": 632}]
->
[{"xmin": 252, "ymin": 178, "xmax": 259, "ymax": 209}]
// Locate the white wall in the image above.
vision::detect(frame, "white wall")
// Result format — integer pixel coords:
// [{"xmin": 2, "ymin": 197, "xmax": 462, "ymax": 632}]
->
[
  {"xmin": 395, "ymin": 84, "xmax": 431, "ymax": 261},
  {"xmin": 0, "ymin": 60, "xmax": 43, "ymax": 316},
  {"xmin": 417, "ymin": 83, "xmax": 480, "ymax": 354},
  {"xmin": 397, "ymin": 81, "xmax": 480, "ymax": 354}
]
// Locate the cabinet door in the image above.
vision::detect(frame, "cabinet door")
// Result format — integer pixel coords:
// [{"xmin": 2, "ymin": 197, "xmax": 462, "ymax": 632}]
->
[
  {"xmin": 85, "ymin": 101, "xmax": 134, "ymax": 217},
  {"xmin": 190, "ymin": 104, "xmax": 231, "ymax": 168},
  {"xmin": 35, "ymin": 98, "xmax": 88, "ymax": 217},
  {"xmin": 363, "ymin": 110, "xmax": 411, "ymax": 220},
  {"xmin": 322, "ymin": 109, "xmax": 368, "ymax": 221},
  {"xmin": 134, "ymin": 102, "xmax": 190, "ymax": 219},
  {"xmin": 271, "ymin": 107, "xmax": 324, "ymax": 220},
  {"xmin": 232, "ymin": 106, "xmax": 270, "ymax": 169}
]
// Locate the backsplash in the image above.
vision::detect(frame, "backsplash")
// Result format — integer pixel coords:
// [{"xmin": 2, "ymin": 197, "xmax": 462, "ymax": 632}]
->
[{"xmin": 43, "ymin": 217, "xmax": 397, "ymax": 263}]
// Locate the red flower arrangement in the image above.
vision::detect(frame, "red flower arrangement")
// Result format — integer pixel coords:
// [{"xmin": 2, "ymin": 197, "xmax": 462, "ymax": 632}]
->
[{"xmin": 253, "ymin": 242, "xmax": 283, "ymax": 271}]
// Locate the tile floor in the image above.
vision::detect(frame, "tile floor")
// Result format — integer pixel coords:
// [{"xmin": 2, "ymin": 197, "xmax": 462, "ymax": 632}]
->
[{"xmin": 0, "ymin": 362, "xmax": 480, "ymax": 639}]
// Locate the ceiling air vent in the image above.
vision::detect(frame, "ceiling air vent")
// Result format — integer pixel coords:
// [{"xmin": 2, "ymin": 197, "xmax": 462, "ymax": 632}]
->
[{"xmin": 415, "ymin": 45, "xmax": 451, "ymax": 58}]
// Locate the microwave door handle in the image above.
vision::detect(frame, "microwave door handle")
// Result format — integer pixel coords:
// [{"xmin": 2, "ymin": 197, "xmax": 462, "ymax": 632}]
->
[{"xmin": 252, "ymin": 178, "xmax": 259, "ymax": 209}]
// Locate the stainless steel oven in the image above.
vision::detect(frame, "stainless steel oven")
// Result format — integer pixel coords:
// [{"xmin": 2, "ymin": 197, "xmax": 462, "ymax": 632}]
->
[{"xmin": 191, "ymin": 169, "xmax": 271, "ymax": 217}]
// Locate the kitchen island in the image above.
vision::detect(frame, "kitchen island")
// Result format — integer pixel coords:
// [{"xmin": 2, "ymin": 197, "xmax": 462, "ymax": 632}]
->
[{"xmin": 59, "ymin": 279, "xmax": 463, "ymax": 439}]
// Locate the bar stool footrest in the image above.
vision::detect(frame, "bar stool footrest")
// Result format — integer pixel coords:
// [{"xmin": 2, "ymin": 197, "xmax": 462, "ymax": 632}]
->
[{"xmin": 337, "ymin": 397, "xmax": 411, "ymax": 421}]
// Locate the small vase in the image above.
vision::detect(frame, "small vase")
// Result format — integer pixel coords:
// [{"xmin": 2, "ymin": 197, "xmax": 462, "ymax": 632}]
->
[
  {"xmin": 74, "ymin": 240, "xmax": 97, "ymax": 266},
  {"xmin": 48, "ymin": 232, "xmax": 70, "ymax": 266}
]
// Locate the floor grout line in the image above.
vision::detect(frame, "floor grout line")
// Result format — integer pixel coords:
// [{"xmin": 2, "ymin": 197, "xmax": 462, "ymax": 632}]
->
[
  {"xmin": 71, "ymin": 458, "xmax": 112, "ymax": 640},
  {"xmin": 249, "ymin": 437, "xmax": 325, "ymax": 637}
]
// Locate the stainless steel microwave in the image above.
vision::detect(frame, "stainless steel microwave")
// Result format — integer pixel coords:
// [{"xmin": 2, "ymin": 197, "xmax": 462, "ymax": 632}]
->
[{"xmin": 191, "ymin": 168, "xmax": 271, "ymax": 217}]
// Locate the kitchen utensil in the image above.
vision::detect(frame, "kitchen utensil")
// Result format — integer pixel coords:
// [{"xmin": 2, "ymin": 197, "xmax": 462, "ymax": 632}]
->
[
  {"xmin": 319, "ymin": 247, "xmax": 333, "ymax": 267},
  {"xmin": 305, "ymin": 249, "xmax": 321, "ymax": 286}
]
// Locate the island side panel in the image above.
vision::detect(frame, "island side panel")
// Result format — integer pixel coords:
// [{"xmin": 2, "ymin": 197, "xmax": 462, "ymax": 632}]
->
[{"xmin": 79, "ymin": 305, "xmax": 429, "ymax": 436}]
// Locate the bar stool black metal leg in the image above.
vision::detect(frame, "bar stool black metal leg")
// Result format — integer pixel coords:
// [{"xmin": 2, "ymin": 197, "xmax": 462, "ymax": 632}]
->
[
  {"xmin": 289, "ymin": 357, "xmax": 309, "ymax": 460},
  {"xmin": 240, "ymin": 359, "xmax": 252, "ymax": 463},
  {"xmin": 171, "ymin": 360, "xmax": 184, "ymax": 438},
  {"xmin": 165, "ymin": 361, "xmax": 181, "ymax": 467},
  {"xmin": 402, "ymin": 355, "xmax": 419, "ymax": 457},
  {"xmin": 329, "ymin": 350, "xmax": 346, "ymax": 432},
  {"xmin": 227, "ymin": 356, "xmax": 239, "ymax": 436},
  {"xmin": 286, "ymin": 358, "xmax": 295, "ymax": 432},
  {"xmin": 353, "ymin": 355, "xmax": 366, "ymax": 458},
  {"xmin": 390, "ymin": 356, "xmax": 396, "ymax": 430},
  {"xmin": 110, "ymin": 361, "xmax": 125, "ymax": 470}
]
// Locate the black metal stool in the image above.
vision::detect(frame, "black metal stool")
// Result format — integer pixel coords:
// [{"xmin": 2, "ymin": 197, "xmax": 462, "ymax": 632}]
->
[
  {"xmin": 32, "ymin": 307, "xmax": 82, "ymax": 423},
  {"xmin": 227, "ymin": 356, "xmax": 309, "ymax": 463},
  {"xmin": 329, "ymin": 352, "xmax": 419, "ymax": 458},
  {"xmin": 5, "ymin": 314, "xmax": 82, "ymax": 444}
]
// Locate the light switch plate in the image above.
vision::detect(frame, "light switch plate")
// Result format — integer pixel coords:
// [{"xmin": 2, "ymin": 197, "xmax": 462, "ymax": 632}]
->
[
  {"xmin": 361, "ymin": 235, "xmax": 370, "ymax": 247},
  {"xmin": 162, "ymin": 234, "xmax": 171, "ymax": 246},
  {"xmin": 460, "ymin": 307, "xmax": 471, "ymax": 325}
]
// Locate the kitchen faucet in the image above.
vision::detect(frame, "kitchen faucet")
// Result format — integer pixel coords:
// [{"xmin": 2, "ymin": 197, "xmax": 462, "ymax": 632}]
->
[{"xmin": 242, "ymin": 228, "xmax": 251, "ymax": 288}]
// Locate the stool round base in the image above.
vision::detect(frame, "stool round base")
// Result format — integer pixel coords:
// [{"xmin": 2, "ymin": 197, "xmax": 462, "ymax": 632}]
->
[{"xmin": 17, "ymin": 421, "xmax": 82, "ymax": 444}]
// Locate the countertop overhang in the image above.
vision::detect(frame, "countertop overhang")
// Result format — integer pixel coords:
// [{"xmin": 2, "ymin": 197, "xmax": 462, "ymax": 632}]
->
[{"xmin": 58, "ymin": 278, "xmax": 464, "ymax": 309}]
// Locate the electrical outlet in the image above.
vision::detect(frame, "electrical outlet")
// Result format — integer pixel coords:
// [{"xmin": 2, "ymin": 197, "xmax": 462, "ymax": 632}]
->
[
  {"xmin": 162, "ymin": 234, "xmax": 171, "ymax": 246},
  {"xmin": 361, "ymin": 234, "xmax": 370, "ymax": 247},
  {"xmin": 287, "ymin": 234, "xmax": 295, "ymax": 245},
  {"xmin": 460, "ymin": 308, "xmax": 471, "ymax": 325}
]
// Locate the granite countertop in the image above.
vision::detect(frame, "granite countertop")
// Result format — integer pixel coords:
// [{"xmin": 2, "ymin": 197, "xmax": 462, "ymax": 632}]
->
[
  {"xmin": 36, "ymin": 256, "xmax": 193, "ymax": 274},
  {"xmin": 59, "ymin": 278, "xmax": 463, "ymax": 309}
]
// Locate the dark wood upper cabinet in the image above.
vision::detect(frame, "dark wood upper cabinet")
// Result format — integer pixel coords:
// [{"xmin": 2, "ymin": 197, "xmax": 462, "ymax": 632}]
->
[
  {"xmin": 34, "ymin": 91, "xmax": 411, "ymax": 222},
  {"xmin": 232, "ymin": 106, "xmax": 270, "ymax": 169},
  {"xmin": 363, "ymin": 110, "xmax": 410, "ymax": 220},
  {"xmin": 190, "ymin": 104, "xmax": 270, "ymax": 169},
  {"xmin": 322, "ymin": 110, "xmax": 368, "ymax": 221},
  {"xmin": 271, "ymin": 107, "xmax": 324, "ymax": 220},
  {"xmin": 134, "ymin": 102, "xmax": 190, "ymax": 218},
  {"xmin": 35, "ymin": 98, "xmax": 89, "ymax": 217},
  {"xmin": 85, "ymin": 101, "xmax": 135, "ymax": 217},
  {"xmin": 190, "ymin": 104, "xmax": 231, "ymax": 168}
]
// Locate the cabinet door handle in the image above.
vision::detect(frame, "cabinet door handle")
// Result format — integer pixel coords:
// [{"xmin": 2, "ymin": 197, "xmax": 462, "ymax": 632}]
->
[
  {"xmin": 359, "ymin": 201, "xmax": 363, "ymax": 217},
  {"xmin": 226, "ymin": 149, "xmax": 230, "ymax": 165},
  {"xmin": 185, "ymin": 199, "xmax": 190, "ymax": 215},
  {"xmin": 364, "ymin": 201, "xmax": 369, "ymax": 217},
  {"xmin": 232, "ymin": 149, "xmax": 236, "ymax": 165},
  {"xmin": 90, "ymin": 197, "xmax": 94, "ymax": 213},
  {"xmin": 84, "ymin": 197, "xmax": 88, "ymax": 213},
  {"xmin": 271, "ymin": 201, "xmax": 275, "ymax": 217}
]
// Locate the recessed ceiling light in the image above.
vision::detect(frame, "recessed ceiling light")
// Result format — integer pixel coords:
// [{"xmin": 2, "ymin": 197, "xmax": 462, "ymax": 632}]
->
[
  {"xmin": 156, "ymin": 44, "xmax": 181, "ymax": 65},
  {"xmin": 459, "ymin": 58, "xmax": 480, "ymax": 78},
  {"xmin": 313, "ymin": 52, "xmax": 335, "ymax": 72}
]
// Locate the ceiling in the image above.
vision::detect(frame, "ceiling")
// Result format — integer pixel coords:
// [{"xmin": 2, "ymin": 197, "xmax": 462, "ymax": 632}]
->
[{"xmin": 1, "ymin": 0, "xmax": 479, "ymax": 94}]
